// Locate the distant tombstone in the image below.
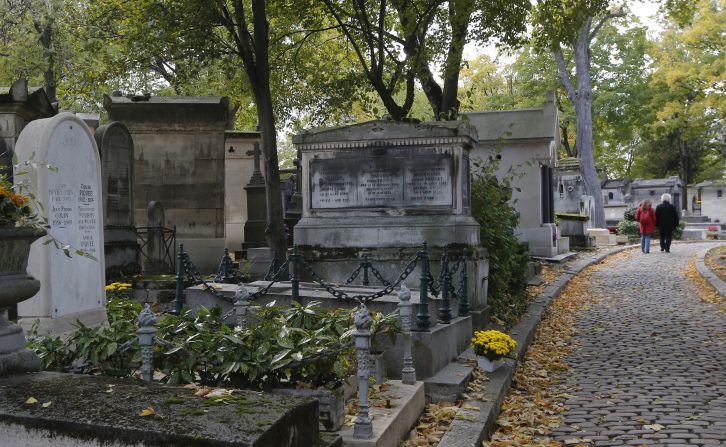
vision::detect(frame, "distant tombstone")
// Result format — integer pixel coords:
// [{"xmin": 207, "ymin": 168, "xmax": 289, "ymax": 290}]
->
[
  {"xmin": 144, "ymin": 201, "xmax": 170, "ymax": 274},
  {"xmin": 14, "ymin": 113, "xmax": 107, "ymax": 334},
  {"xmin": 95, "ymin": 122, "xmax": 140, "ymax": 278}
]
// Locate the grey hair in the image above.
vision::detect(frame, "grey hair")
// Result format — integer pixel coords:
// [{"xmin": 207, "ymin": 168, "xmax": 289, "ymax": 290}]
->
[{"xmin": 661, "ymin": 193, "xmax": 672, "ymax": 203}]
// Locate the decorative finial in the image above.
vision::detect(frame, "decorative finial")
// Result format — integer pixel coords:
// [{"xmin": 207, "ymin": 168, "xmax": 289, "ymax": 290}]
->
[
  {"xmin": 398, "ymin": 284, "xmax": 411, "ymax": 302},
  {"xmin": 354, "ymin": 305, "xmax": 373, "ymax": 330}
]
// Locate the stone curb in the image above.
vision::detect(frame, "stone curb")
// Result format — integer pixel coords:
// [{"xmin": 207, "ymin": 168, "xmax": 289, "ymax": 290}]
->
[
  {"xmin": 694, "ymin": 243, "xmax": 726, "ymax": 299},
  {"xmin": 438, "ymin": 244, "xmax": 635, "ymax": 447}
]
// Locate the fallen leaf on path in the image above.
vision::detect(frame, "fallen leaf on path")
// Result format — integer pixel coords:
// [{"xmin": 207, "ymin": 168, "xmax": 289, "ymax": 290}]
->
[{"xmin": 138, "ymin": 407, "xmax": 155, "ymax": 417}]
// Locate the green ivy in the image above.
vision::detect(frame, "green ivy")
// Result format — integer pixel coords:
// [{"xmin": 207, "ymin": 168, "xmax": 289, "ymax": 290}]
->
[{"xmin": 470, "ymin": 157, "xmax": 530, "ymax": 326}]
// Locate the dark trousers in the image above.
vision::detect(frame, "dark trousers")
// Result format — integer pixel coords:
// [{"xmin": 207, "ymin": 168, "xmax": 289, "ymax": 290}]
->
[{"xmin": 660, "ymin": 228, "xmax": 673, "ymax": 252}]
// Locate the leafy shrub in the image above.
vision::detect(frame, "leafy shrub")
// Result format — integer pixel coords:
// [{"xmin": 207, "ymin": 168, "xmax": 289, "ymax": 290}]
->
[
  {"xmin": 27, "ymin": 297, "xmax": 397, "ymax": 390},
  {"xmin": 470, "ymin": 157, "xmax": 530, "ymax": 325}
]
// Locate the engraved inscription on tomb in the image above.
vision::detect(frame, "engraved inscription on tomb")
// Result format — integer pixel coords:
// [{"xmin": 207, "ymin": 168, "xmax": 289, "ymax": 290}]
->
[
  {"xmin": 312, "ymin": 167, "xmax": 355, "ymax": 208},
  {"xmin": 359, "ymin": 162, "xmax": 402, "ymax": 207},
  {"xmin": 404, "ymin": 159, "xmax": 451, "ymax": 206},
  {"xmin": 77, "ymin": 183, "xmax": 98, "ymax": 255},
  {"xmin": 310, "ymin": 153, "xmax": 453, "ymax": 209}
]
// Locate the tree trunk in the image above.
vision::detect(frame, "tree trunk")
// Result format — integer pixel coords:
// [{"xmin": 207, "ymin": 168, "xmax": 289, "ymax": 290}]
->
[
  {"xmin": 35, "ymin": 19, "xmax": 56, "ymax": 103},
  {"xmin": 572, "ymin": 23, "xmax": 606, "ymax": 228},
  {"xmin": 249, "ymin": 0, "xmax": 287, "ymax": 262},
  {"xmin": 438, "ymin": 1, "xmax": 471, "ymax": 118},
  {"xmin": 256, "ymin": 93, "xmax": 288, "ymax": 261},
  {"xmin": 680, "ymin": 139, "xmax": 689, "ymax": 210},
  {"xmin": 555, "ymin": 19, "xmax": 605, "ymax": 228}
]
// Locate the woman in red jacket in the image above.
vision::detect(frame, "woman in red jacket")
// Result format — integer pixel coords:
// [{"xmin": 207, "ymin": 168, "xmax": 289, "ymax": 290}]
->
[{"xmin": 635, "ymin": 199, "xmax": 656, "ymax": 254}]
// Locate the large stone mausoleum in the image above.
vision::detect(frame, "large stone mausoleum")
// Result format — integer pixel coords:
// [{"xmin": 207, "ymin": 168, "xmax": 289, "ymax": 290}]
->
[
  {"xmin": 465, "ymin": 93, "xmax": 569, "ymax": 258},
  {"xmin": 103, "ymin": 94, "xmax": 235, "ymax": 270},
  {"xmin": 293, "ymin": 120, "xmax": 489, "ymax": 313}
]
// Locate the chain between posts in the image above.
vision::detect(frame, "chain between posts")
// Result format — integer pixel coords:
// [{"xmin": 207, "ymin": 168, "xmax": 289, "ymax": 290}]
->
[
  {"xmin": 299, "ymin": 254, "xmax": 418, "ymax": 304},
  {"xmin": 416, "ymin": 242, "xmax": 431, "ymax": 332},
  {"xmin": 438, "ymin": 245, "xmax": 452, "ymax": 324}
]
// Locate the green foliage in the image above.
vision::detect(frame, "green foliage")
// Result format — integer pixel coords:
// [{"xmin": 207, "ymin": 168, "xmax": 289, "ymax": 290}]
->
[
  {"xmin": 28, "ymin": 297, "xmax": 398, "ymax": 390},
  {"xmin": 470, "ymin": 157, "xmax": 529, "ymax": 325},
  {"xmin": 616, "ymin": 217, "xmax": 640, "ymax": 236},
  {"xmin": 27, "ymin": 293, "xmax": 141, "ymax": 371},
  {"xmin": 630, "ymin": 0, "xmax": 725, "ymax": 183}
]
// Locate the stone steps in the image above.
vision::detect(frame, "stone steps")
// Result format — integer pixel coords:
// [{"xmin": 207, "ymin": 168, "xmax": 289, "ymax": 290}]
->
[{"xmin": 423, "ymin": 361, "xmax": 475, "ymax": 403}]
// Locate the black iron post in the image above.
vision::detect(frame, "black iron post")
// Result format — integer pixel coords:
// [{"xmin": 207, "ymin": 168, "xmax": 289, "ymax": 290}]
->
[
  {"xmin": 416, "ymin": 242, "xmax": 431, "ymax": 331},
  {"xmin": 174, "ymin": 243, "xmax": 185, "ymax": 315},
  {"xmin": 458, "ymin": 249, "xmax": 470, "ymax": 317},
  {"xmin": 438, "ymin": 245, "xmax": 452, "ymax": 324},
  {"xmin": 290, "ymin": 245, "xmax": 300, "ymax": 303},
  {"xmin": 362, "ymin": 254, "xmax": 370, "ymax": 286}
]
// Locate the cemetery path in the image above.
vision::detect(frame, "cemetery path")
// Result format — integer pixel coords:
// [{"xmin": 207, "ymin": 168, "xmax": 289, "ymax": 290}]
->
[{"xmin": 552, "ymin": 243, "xmax": 726, "ymax": 447}]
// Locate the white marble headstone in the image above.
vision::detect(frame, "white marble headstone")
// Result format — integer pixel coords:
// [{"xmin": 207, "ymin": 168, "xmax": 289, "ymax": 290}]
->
[{"xmin": 14, "ymin": 113, "xmax": 107, "ymax": 334}]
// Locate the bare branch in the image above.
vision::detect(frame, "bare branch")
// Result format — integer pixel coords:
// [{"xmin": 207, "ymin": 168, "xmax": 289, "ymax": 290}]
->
[
  {"xmin": 553, "ymin": 45, "xmax": 577, "ymax": 105},
  {"xmin": 589, "ymin": 10, "xmax": 625, "ymax": 42}
]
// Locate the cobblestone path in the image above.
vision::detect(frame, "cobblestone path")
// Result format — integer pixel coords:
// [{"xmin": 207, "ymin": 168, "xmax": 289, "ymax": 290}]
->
[{"xmin": 552, "ymin": 243, "xmax": 726, "ymax": 447}]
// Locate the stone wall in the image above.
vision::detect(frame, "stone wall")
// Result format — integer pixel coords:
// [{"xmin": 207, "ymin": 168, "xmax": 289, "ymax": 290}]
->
[{"xmin": 104, "ymin": 94, "xmax": 234, "ymax": 271}]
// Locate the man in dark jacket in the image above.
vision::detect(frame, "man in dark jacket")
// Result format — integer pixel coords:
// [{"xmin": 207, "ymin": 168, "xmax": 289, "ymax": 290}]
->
[{"xmin": 655, "ymin": 193, "xmax": 679, "ymax": 253}]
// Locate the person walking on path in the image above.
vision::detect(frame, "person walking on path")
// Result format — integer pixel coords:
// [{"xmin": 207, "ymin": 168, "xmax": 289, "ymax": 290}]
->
[
  {"xmin": 656, "ymin": 193, "xmax": 680, "ymax": 253},
  {"xmin": 635, "ymin": 199, "xmax": 656, "ymax": 253}
]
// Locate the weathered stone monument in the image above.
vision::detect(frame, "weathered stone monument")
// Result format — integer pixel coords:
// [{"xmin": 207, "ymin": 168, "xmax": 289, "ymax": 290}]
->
[
  {"xmin": 242, "ymin": 141, "xmax": 268, "ymax": 252},
  {"xmin": 95, "ymin": 122, "xmax": 140, "ymax": 277},
  {"xmin": 224, "ymin": 130, "xmax": 259, "ymax": 252},
  {"xmin": 554, "ymin": 157, "xmax": 595, "ymax": 247},
  {"xmin": 465, "ymin": 92, "xmax": 569, "ymax": 257},
  {"xmin": 0, "ymin": 79, "xmax": 56, "ymax": 179},
  {"xmin": 293, "ymin": 120, "xmax": 488, "ymax": 311},
  {"xmin": 104, "ymin": 93, "xmax": 235, "ymax": 270},
  {"xmin": 14, "ymin": 113, "xmax": 107, "ymax": 334}
]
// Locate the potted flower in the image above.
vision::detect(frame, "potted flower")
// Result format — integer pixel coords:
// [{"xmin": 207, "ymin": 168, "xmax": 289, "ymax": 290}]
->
[
  {"xmin": 471, "ymin": 329, "xmax": 517, "ymax": 373},
  {"xmin": 0, "ymin": 175, "xmax": 46, "ymax": 374}
]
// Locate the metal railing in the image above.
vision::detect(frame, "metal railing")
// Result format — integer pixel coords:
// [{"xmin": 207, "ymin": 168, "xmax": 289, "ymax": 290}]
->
[
  {"xmin": 136, "ymin": 225, "xmax": 176, "ymax": 273},
  {"xmin": 115, "ymin": 241, "xmax": 474, "ymax": 440},
  {"xmin": 173, "ymin": 242, "xmax": 471, "ymax": 332}
]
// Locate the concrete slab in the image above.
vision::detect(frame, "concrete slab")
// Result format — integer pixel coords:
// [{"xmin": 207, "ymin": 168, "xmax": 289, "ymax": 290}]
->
[
  {"xmin": 340, "ymin": 381, "xmax": 424, "ymax": 447},
  {"xmin": 423, "ymin": 361, "xmax": 474, "ymax": 403},
  {"xmin": 532, "ymin": 251, "xmax": 578, "ymax": 263},
  {"xmin": 0, "ymin": 372, "xmax": 319, "ymax": 447}
]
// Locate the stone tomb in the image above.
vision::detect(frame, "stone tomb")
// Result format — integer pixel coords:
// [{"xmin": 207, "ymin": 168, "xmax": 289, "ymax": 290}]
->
[
  {"xmin": 14, "ymin": 113, "xmax": 107, "ymax": 334},
  {"xmin": 293, "ymin": 120, "xmax": 489, "ymax": 316},
  {"xmin": 95, "ymin": 122, "xmax": 140, "ymax": 277}
]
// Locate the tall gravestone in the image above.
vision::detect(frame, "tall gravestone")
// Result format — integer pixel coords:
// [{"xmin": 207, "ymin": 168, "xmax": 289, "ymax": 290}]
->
[
  {"xmin": 14, "ymin": 113, "xmax": 107, "ymax": 334},
  {"xmin": 96, "ymin": 122, "xmax": 140, "ymax": 278}
]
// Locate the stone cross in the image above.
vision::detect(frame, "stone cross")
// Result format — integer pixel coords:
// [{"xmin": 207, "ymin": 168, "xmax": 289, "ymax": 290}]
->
[{"xmin": 245, "ymin": 142, "xmax": 264, "ymax": 185}]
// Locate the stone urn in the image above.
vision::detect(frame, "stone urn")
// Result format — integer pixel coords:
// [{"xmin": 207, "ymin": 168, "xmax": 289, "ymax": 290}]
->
[{"xmin": 0, "ymin": 226, "xmax": 45, "ymax": 375}]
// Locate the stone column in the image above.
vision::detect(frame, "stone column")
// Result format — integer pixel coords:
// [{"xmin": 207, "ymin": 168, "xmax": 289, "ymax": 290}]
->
[
  {"xmin": 353, "ymin": 305, "xmax": 373, "ymax": 439},
  {"xmin": 398, "ymin": 284, "xmax": 416, "ymax": 384}
]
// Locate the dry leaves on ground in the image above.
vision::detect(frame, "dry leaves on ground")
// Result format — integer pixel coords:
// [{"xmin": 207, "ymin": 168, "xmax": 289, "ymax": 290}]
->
[
  {"xmin": 485, "ymin": 252, "xmax": 630, "ymax": 447},
  {"xmin": 684, "ymin": 255, "xmax": 726, "ymax": 313},
  {"xmin": 704, "ymin": 245, "xmax": 726, "ymax": 283}
]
